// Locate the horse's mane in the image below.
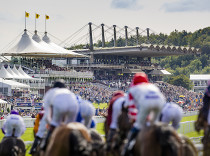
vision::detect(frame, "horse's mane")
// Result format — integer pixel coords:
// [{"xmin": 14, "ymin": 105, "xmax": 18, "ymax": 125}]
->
[
  {"xmin": 45, "ymin": 122, "xmax": 93, "ymax": 156},
  {"xmin": 67, "ymin": 122, "xmax": 91, "ymax": 142}
]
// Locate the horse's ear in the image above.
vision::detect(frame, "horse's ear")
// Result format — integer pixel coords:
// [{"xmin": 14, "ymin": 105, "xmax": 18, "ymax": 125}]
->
[{"xmin": 121, "ymin": 101, "xmax": 125, "ymax": 111}]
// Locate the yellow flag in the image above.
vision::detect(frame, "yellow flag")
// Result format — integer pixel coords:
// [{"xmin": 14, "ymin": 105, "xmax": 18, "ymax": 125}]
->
[
  {"xmin": 46, "ymin": 15, "xmax": 49, "ymax": 20},
  {"xmin": 36, "ymin": 14, "xmax": 40, "ymax": 19},
  {"xmin": 25, "ymin": 12, "xmax": 29, "ymax": 18}
]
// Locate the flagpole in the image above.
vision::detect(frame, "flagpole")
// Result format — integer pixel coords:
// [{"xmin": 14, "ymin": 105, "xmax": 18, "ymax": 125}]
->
[
  {"xmin": 35, "ymin": 13, "xmax": 36, "ymax": 31},
  {"xmin": 25, "ymin": 11, "xmax": 26, "ymax": 29},
  {"xmin": 45, "ymin": 15, "xmax": 46, "ymax": 32}
]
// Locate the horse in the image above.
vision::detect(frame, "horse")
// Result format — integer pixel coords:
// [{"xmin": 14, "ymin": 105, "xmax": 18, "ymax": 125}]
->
[
  {"xmin": 106, "ymin": 106, "xmax": 197, "ymax": 156},
  {"xmin": 0, "ymin": 136, "xmax": 26, "ymax": 156},
  {"xmin": 132, "ymin": 122, "xmax": 198, "ymax": 156},
  {"xmin": 103, "ymin": 104, "xmax": 133, "ymax": 156},
  {"xmin": 195, "ymin": 108, "xmax": 210, "ymax": 156},
  {"xmin": 44, "ymin": 122, "xmax": 105, "ymax": 156}
]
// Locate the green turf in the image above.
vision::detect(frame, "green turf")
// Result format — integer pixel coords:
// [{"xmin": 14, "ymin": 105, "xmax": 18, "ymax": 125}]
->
[
  {"xmin": 93, "ymin": 103, "xmax": 109, "ymax": 109},
  {"xmin": 181, "ymin": 115, "xmax": 198, "ymax": 122}
]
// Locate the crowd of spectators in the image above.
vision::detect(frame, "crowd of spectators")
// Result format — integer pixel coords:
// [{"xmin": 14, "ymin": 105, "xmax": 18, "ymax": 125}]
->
[
  {"xmin": 68, "ymin": 82, "xmax": 112, "ymax": 104},
  {"xmin": 154, "ymin": 81, "xmax": 203, "ymax": 111},
  {"xmin": 0, "ymin": 76, "xmax": 206, "ymax": 118}
]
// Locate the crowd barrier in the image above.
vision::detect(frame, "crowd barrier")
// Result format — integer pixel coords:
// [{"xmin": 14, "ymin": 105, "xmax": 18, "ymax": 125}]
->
[{"xmin": 0, "ymin": 116, "xmax": 106, "ymax": 129}]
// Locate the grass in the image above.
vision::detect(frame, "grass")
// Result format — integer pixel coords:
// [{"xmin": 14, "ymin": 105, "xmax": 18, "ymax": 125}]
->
[
  {"xmin": 181, "ymin": 115, "xmax": 198, "ymax": 122},
  {"xmin": 93, "ymin": 103, "xmax": 109, "ymax": 109}
]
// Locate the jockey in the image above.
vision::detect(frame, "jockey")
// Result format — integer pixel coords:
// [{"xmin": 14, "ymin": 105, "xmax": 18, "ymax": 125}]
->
[
  {"xmin": 76, "ymin": 96, "xmax": 96, "ymax": 129},
  {"xmin": 33, "ymin": 107, "xmax": 44, "ymax": 136},
  {"xmin": 122, "ymin": 73, "xmax": 166, "ymax": 156},
  {"xmin": 2, "ymin": 110, "xmax": 26, "ymax": 138},
  {"xmin": 40, "ymin": 82, "xmax": 79, "ymax": 151},
  {"xmin": 30, "ymin": 80, "xmax": 78, "ymax": 154},
  {"xmin": 160, "ymin": 102, "xmax": 183, "ymax": 130},
  {"xmin": 124, "ymin": 73, "xmax": 150, "ymax": 123},
  {"xmin": 106, "ymin": 90, "xmax": 125, "ymax": 150}
]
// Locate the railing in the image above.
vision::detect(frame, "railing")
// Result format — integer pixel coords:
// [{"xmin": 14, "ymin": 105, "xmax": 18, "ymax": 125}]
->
[
  {"xmin": 178, "ymin": 121, "xmax": 195, "ymax": 134},
  {"xmin": 0, "ymin": 116, "xmax": 105, "ymax": 129},
  {"xmin": 30, "ymin": 70, "xmax": 94, "ymax": 79}
]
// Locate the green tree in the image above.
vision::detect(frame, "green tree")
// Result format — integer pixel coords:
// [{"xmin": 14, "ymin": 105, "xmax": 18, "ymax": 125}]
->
[{"xmin": 167, "ymin": 74, "xmax": 192, "ymax": 90}]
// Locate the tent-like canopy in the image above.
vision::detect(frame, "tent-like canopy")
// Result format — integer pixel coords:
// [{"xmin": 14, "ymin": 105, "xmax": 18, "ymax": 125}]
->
[
  {"xmin": 1, "ymin": 30, "xmax": 59, "ymax": 57},
  {"xmin": 1, "ymin": 30, "xmax": 88, "ymax": 58},
  {"xmin": 0, "ymin": 78, "xmax": 30, "ymax": 89},
  {"xmin": 18, "ymin": 65, "xmax": 33, "ymax": 79},
  {"xmin": 7, "ymin": 65, "xmax": 22, "ymax": 79},
  {"xmin": 0, "ymin": 66, "xmax": 14, "ymax": 79},
  {"xmin": 12, "ymin": 65, "xmax": 26, "ymax": 79},
  {"xmin": 0, "ymin": 99, "xmax": 7, "ymax": 104},
  {"xmin": 32, "ymin": 31, "xmax": 65, "ymax": 57},
  {"xmin": 149, "ymin": 69, "xmax": 171, "ymax": 75},
  {"xmin": 42, "ymin": 32, "xmax": 87, "ymax": 58}
]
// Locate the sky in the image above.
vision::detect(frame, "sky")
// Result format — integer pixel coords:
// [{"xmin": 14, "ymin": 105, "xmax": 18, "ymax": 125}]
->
[{"xmin": 0, "ymin": 0, "xmax": 210, "ymax": 51}]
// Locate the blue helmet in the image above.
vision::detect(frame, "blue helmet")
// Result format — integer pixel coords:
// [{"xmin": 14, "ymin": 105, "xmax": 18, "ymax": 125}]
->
[{"xmin": 11, "ymin": 110, "xmax": 19, "ymax": 115}]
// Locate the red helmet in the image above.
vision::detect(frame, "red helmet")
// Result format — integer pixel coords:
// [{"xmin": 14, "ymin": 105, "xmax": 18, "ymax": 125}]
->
[
  {"xmin": 132, "ymin": 72, "xmax": 149, "ymax": 85},
  {"xmin": 113, "ymin": 90, "xmax": 124, "ymax": 97}
]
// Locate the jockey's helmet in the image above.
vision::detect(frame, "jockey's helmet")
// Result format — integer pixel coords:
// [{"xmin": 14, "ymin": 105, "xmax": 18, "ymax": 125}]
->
[
  {"xmin": 113, "ymin": 90, "xmax": 124, "ymax": 97},
  {"xmin": 11, "ymin": 110, "xmax": 19, "ymax": 115},
  {"xmin": 132, "ymin": 72, "xmax": 149, "ymax": 85},
  {"xmin": 53, "ymin": 79, "xmax": 66, "ymax": 88}
]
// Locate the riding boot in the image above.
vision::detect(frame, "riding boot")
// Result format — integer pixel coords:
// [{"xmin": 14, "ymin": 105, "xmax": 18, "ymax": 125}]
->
[
  {"xmin": 40, "ymin": 125, "xmax": 55, "ymax": 151},
  {"xmin": 106, "ymin": 128, "xmax": 116, "ymax": 151},
  {"xmin": 29, "ymin": 136, "xmax": 41, "ymax": 154},
  {"xmin": 121, "ymin": 127, "xmax": 139, "ymax": 156}
]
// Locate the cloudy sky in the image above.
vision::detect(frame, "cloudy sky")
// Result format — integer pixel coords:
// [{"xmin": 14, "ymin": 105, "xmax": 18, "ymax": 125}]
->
[{"xmin": 0, "ymin": 0, "xmax": 210, "ymax": 50}]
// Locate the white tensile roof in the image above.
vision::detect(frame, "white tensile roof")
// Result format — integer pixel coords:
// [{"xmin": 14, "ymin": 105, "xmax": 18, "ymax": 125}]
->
[
  {"xmin": 0, "ymin": 99, "xmax": 7, "ymax": 104},
  {"xmin": 18, "ymin": 65, "xmax": 33, "ymax": 79},
  {"xmin": 2, "ymin": 30, "xmax": 58, "ymax": 56},
  {"xmin": 42, "ymin": 32, "xmax": 87, "ymax": 58},
  {"xmin": 12, "ymin": 65, "xmax": 26, "ymax": 79},
  {"xmin": 1, "ymin": 30, "xmax": 87, "ymax": 58},
  {"xmin": 0, "ymin": 66, "xmax": 14, "ymax": 79},
  {"xmin": 190, "ymin": 74, "xmax": 210, "ymax": 80},
  {"xmin": 0, "ymin": 77, "xmax": 30, "ymax": 89},
  {"xmin": 7, "ymin": 65, "xmax": 22, "ymax": 79},
  {"xmin": 32, "ymin": 31, "xmax": 64, "ymax": 57}
]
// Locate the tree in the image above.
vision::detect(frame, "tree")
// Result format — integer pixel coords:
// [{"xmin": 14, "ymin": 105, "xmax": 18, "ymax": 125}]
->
[{"xmin": 167, "ymin": 74, "xmax": 192, "ymax": 90}]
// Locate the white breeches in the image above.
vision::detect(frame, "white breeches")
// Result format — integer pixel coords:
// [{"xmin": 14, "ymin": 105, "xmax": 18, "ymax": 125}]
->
[
  {"xmin": 161, "ymin": 103, "xmax": 183, "ymax": 130},
  {"xmin": 4, "ymin": 115, "xmax": 26, "ymax": 138},
  {"xmin": 80, "ymin": 100, "xmax": 95, "ymax": 128},
  {"xmin": 51, "ymin": 94, "xmax": 79, "ymax": 127},
  {"xmin": 110, "ymin": 97, "xmax": 124, "ymax": 129}
]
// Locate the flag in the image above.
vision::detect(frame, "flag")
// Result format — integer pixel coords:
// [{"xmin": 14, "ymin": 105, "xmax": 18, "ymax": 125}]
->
[
  {"xmin": 46, "ymin": 15, "xmax": 49, "ymax": 20},
  {"xmin": 25, "ymin": 12, "xmax": 29, "ymax": 18},
  {"xmin": 36, "ymin": 13, "xmax": 40, "ymax": 19}
]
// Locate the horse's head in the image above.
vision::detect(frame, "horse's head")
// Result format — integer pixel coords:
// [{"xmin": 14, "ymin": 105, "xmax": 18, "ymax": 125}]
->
[
  {"xmin": 117, "ymin": 106, "xmax": 132, "ymax": 139},
  {"xmin": 195, "ymin": 109, "xmax": 208, "ymax": 132}
]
